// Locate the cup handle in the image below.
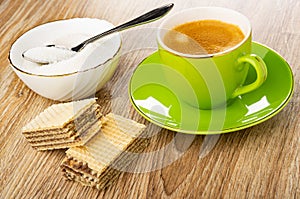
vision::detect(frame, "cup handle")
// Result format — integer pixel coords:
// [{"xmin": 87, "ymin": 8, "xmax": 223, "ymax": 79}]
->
[{"xmin": 232, "ymin": 54, "xmax": 268, "ymax": 98}]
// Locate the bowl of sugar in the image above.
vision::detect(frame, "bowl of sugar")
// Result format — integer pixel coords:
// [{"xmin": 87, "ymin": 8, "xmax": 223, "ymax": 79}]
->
[{"xmin": 9, "ymin": 18, "xmax": 121, "ymax": 101}]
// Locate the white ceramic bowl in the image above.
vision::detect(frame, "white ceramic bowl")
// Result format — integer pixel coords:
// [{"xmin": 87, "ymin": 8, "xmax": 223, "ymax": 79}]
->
[{"xmin": 9, "ymin": 18, "xmax": 121, "ymax": 101}]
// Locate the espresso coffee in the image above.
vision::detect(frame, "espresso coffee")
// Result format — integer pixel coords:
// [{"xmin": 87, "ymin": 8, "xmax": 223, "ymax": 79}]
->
[{"xmin": 163, "ymin": 20, "xmax": 245, "ymax": 55}]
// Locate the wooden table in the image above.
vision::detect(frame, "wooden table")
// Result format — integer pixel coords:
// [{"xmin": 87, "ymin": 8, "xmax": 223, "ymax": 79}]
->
[{"xmin": 1, "ymin": 0, "xmax": 299, "ymax": 198}]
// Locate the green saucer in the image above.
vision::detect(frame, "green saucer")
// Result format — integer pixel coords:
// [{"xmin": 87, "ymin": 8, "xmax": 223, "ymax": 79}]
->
[{"xmin": 129, "ymin": 42, "xmax": 294, "ymax": 134}]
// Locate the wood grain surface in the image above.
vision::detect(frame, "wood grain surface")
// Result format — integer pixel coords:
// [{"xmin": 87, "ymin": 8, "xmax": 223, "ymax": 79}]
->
[{"xmin": 0, "ymin": 0, "xmax": 299, "ymax": 198}]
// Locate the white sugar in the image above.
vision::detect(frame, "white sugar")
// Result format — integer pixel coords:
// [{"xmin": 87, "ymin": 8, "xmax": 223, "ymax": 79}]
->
[
  {"xmin": 11, "ymin": 18, "xmax": 121, "ymax": 76},
  {"xmin": 23, "ymin": 46, "xmax": 76, "ymax": 64}
]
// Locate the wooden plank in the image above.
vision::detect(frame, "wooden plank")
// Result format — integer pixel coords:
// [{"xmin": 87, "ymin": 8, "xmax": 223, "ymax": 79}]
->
[{"xmin": 0, "ymin": 0, "xmax": 299, "ymax": 198}]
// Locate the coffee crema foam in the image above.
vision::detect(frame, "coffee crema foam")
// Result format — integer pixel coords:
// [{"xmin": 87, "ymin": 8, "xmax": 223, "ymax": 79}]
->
[{"xmin": 163, "ymin": 20, "xmax": 245, "ymax": 55}]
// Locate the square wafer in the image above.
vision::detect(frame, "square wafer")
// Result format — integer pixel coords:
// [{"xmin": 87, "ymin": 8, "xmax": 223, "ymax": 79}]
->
[
  {"xmin": 61, "ymin": 113, "xmax": 149, "ymax": 190},
  {"xmin": 22, "ymin": 98, "xmax": 102, "ymax": 150}
]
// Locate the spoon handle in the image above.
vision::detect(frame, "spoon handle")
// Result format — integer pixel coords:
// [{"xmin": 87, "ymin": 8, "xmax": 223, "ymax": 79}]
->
[{"xmin": 71, "ymin": 3, "xmax": 174, "ymax": 52}]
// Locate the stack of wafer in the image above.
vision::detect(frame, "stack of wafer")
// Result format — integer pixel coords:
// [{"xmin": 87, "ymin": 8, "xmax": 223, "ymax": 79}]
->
[
  {"xmin": 22, "ymin": 98, "xmax": 102, "ymax": 150},
  {"xmin": 61, "ymin": 113, "xmax": 149, "ymax": 190}
]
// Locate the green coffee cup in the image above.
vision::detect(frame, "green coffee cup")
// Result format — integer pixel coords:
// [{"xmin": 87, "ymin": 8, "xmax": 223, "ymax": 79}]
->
[{"xmin": 157, "ymin": 7, "xmax": 267, "ymax": 109}]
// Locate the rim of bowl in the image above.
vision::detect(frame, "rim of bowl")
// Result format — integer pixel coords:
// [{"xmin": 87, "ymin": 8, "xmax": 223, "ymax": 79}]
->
[{"xmin": 8, "ymin": 18, "xmax": 122, "ymax": 77}]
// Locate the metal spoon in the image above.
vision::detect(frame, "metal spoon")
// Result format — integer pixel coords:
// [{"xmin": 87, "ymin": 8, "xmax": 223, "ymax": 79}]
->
[{"xmin": 22, "ymin": 3, "xmax": 174, "ymax": 65}]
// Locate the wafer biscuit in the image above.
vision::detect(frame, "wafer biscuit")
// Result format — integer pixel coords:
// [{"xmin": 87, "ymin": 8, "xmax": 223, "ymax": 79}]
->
[
  {"xmin": 61, "ymin": 113, "xmax": 149, "ymax": 190},
  {"xmin": 22, "ymin": 98, "xmax": 102, "ymax": 150}
]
